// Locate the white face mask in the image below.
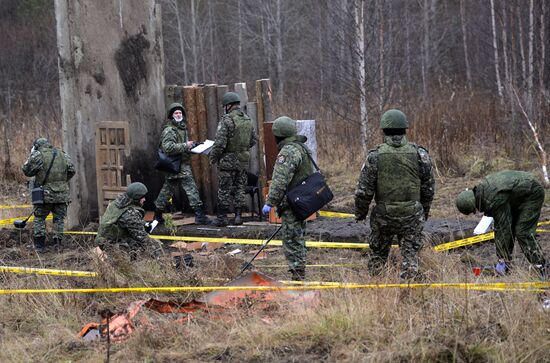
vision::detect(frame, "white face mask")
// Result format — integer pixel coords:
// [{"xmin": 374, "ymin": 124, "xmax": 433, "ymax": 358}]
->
[{"xmin": 174, "ymin": 115, "xmax": 183, "ymax": 122}]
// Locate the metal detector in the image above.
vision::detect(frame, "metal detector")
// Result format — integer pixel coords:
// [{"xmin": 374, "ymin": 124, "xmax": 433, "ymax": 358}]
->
[
  {"xmin": 238, "ymin": 224, "xmax": 283, "ymax": 275},
  {"xmin": 13, "ymin": 207, "xmax": 37, "ymax": 229}
]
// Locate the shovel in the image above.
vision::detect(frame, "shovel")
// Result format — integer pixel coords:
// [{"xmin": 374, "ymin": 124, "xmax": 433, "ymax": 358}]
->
[
  {"xmin": 238, "ymin": 224, "xmax": 283, "ymax": 276},
  {"xmin": 13, "ymin": 207, "xmax": 37, "ymax": 229}
]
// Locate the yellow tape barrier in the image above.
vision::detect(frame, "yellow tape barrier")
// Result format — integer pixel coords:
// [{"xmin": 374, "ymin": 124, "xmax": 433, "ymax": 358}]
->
[
  {"xmin": 0, "ymin": 281, "xmax": 548, "ymax": 295},
  {"xmin": 64, "ymin": 231, "xmax": 376, "ymax": 249},
  {"xmin": 0, "ymin": 204, "xmax": 32, "ymax": 210},
  {"xmin": 0, "ymin": 215, "xmax": 52, "ymax": 226},
  {"xmin": 64, "ymin": 218, "xmax": 550, "ymax": 252},
  {"xmin": 0, "ymin": 266, "xmax": 97, "ymax": 277},
  {"xmin": 319, "ymin": 211, "xmax": 354, "ymax": 218}
]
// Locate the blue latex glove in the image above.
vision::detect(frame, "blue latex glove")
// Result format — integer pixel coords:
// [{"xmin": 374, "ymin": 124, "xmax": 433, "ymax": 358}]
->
[
  {"xmin": 262, "ymin": 204, "xmax": 272, "ymax": 215},
  {"xmin": 495, "ymin": 261, "xmax": 508, "ymax": 275}
]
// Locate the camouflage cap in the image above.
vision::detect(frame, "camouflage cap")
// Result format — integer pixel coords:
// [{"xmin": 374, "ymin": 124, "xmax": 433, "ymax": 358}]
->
[
  {"xmin": 455, "ymin": 189, "xmax": 476, "ymax": 215},
  {"xmin": 126, "ymin": 182, "xmax": 148, "ymax": 200},
  {"xmin": 272, "ymin": 116, "xmax": 297, "ymax": 138},
  {"xmin": 380, "ymin": 109, "xmax": 408, "ymax": 129}
]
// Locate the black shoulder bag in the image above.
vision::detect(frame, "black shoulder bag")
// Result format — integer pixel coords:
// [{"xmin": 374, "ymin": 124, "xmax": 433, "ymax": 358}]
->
[
  {"xmin": 286, "ymin": 144, "xmax": 333, "ymax": 221},
  {"xmin": 154, "ymin": 127, "xmax": 183, "ymax": 174},
  {"xmin": 32, "ymin": 149, "xmax": 57, "ymax": 205},
  {"xmin": 154, "ymin": 149, "xmax": 182, "ymax": 174}
]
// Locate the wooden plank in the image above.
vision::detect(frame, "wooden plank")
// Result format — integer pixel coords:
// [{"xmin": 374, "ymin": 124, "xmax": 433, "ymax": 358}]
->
[
  {"xmin": 183, "ymin": 86, "xmax": 203, "ymax": 206},
  {"xmin": 234, "ymin": 82, "xmax": 249, "ymax": 113},
  {"xmin": 195, "ymin": 86, "xmax": 213, "ymax": 214},
  {"xmin": 255, "ymin": 80, "xmax": 268, "ymax": 204},
  {"xmin": 247, "ymin": 102, "xmax": 259, "ymax": 178},
  {"xmin": 205, "ymin": 84, "xmax": 220, "ymax": 212},
  {"xmin": 95, "ymin": 121, "xmax": 130, "ymax": 215},
  {"xmin": 264, "ymin": 122, "xmax": 277, "ymax": 180}
]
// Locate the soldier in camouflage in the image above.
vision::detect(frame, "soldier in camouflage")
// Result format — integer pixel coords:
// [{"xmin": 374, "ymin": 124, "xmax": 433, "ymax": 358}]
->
[
  {"xmin": 355, "ymin": 109, "xmax": 435, "ymax": 280},
  {"xmin": 22, "ymin": 138, "xmax": 75, "ymax": 252},
  {"xmin": 97, "ymin": 182, "xmax": 162, "ymax": 255},
  {"xmin": 210, "ymin": 92, "xmax": 257, "ymax": 226},
  {"xmin": 154, "ymin": 102, "xmax": 210, "ymax": 225},
  {"xmin": 262, "ymin": 116, "xmax": 314, "ymax": 281},
  {"xmin": 456, "ymin": 170, "xmax": 548, "ymax": 276}
]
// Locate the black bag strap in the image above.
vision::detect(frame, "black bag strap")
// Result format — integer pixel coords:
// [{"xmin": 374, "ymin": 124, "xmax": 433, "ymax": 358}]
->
[
  {"xmin": 292, "ymin": 142, "xmax": 320, "ymax": 172},
  {"xmin": 39, "ymin": 149, "xmax": 57, "ymax": 187}
]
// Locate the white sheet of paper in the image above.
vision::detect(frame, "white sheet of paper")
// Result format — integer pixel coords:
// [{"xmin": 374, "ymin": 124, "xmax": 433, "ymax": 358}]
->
[
  {"xmin": 473, "ymin": 216, "xmax": 493, "ymax": 235},
  {"xmin": 191, "ymin": 139, "xmax": 215, "ymax": 154}
]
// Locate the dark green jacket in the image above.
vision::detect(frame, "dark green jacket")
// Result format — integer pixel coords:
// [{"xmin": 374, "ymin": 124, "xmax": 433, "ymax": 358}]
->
[
  {"xmin": 96, "ymin": 193, "xmax": 150, "ymax": 246},
  {"xmin": 22, "ymin": 144, "xmax": 75, "ymax": 203},
  {"xmin": 160, "ymin": 120, "xmax": 193, "ymax": 179},
  {"xmin": 210, "ymin": 109, "xmax": 257, "ymax": 170},
  {"xmin": 266, "ymin": 135, "xmax": 314, "ymax": 210}
]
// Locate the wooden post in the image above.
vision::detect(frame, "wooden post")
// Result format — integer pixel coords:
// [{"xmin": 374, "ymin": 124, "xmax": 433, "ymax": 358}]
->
[
  {"xmin": 255, "ymin": 79, "xmax": 272, "ymax": 201},
  {"xmin": 234, "ymin": 82, "xmax": 249, "ymax": 114},
  {"xmin": 205, "ymin": 84, "xmax": 220, "ymax": 211},
  {"xmin": 247, "ymin": 102, "xmax": 259, "ymax": 179},
  {"xmin": 183, "ymin": 86, "xmax": 203, "ymax": 207},
  {"xmin": 195, "ymin": 86, "xmax": 213, "ymax": 213}
]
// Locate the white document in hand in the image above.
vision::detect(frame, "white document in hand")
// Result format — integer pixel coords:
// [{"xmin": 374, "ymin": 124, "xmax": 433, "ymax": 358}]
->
[
  {"xmin": 191, "ymin": 139, "xmax": 215, "ymax": 154},
  {"xmin": 473, "ymin": 216, "xmax": 494, "ymax": 235}
]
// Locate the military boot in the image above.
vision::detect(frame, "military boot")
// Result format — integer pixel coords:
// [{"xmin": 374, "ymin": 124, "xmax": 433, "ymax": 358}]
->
[
  {"xmin": 214, "ymin": 209, "xmax": 228, "ymax": 227},
  {"xmin": 33, "ymin": 236, "xmax": 46, "ymax": 253},
  {"xmin": 234, "ymin": 208, "xmax": 243, "ymax": 225},
  {"xmin": 52, "ymin": 236, "xmax": 62, "ymax": 251},
  {"xmin": 154, "ymin": 209, "xmax": 165, "ymax": 224},
  {"xmin": 290, "ymin": 267, "xmax": 306, "ymax": 281},
  {"xmin": 194, "ymin": 208, "xmax": 211, "ymax": 225}
]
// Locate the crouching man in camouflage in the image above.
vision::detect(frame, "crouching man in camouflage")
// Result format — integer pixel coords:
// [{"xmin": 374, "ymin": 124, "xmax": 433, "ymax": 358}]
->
[
  {"xmin": 22, "ymin": 138, "xmax": 75, "ymax": 252},
  {"xmin": 262, "ymin": 116, "xmax": 314, "ymax": 281},
  {"xmin": 456, "ymin": 170, "xmax": 548, "ymax": 277},
  {"xmin": 96, "ymin": 182, "xmax": 162, "ymax": 256},
  {"xmin": 355, "ymin": 109, "xmax": 435, "ymax": 280}
]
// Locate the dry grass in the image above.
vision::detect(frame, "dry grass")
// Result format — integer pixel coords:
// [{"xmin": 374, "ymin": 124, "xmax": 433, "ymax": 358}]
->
[{"xmin": 1, "ymin": 225, "xmax": 550, "ymax": 362}]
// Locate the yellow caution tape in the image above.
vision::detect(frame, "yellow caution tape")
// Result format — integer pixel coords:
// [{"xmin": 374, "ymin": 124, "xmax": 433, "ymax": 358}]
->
[
  {"xmin": 64, "ymin": 217, "xmax": 550, "ymax": 252},
  {"xmin": 0, "ymin": 215, "xmax": 52, "ymax": 226},
  {"xmin": 319, "ymin": 211, "xmax": 354, "ymax": 218},
  {"xmin": 434, "ymin": 232, "xmax": 495, "ymax": 252},
  {"xmin": 64, "ymin": 231, "xmax": 377, "ymax": 249},
  {"xmin": 0, "ymin": 281, "xmax": 548, "ymax": 295},
  {"xmin": 0, "ymin": 204, "xmax": 32, "ymax": 209},
  {"xmin": 0, "ymin": 266, "xmax": 97, "ymax": 277}
]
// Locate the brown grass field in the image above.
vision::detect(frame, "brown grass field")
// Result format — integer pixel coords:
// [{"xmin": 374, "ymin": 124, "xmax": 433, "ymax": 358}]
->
[{"xmin": 1, "ymin": 90, "xmax": 550, "ymax": 362}]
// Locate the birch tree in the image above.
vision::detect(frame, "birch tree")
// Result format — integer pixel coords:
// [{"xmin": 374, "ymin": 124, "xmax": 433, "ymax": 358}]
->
[
  {"xmin": 460, "ymin": 0, "xmax": 471, "ymax": 90},
  {"xmin": 490, "ymin": 0, "xmax": 503, "ymax": 100}
]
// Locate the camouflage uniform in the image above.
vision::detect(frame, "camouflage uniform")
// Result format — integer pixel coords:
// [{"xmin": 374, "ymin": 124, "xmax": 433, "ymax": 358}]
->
[
  {"xmin": 210, "ymin": 108, "xmax": 257, "ymax": 212},
  {"xmin": 22, "ymin": 139, "xmax": 75, "ymax": 246},
  {"xmin": 473, "ymin": 170, "xmax": 546, "ymax": 265},
  {"xmin": 96, "ymin": 193, "xmax": 153, "ymax": 249},
  {"xmin": 154, "ymin": 103, "xmax": 203, "ymax": 213},
  {"xmin": 266, "ymin": 135, "xmax": 314, "ymax": 276},
  {"xmin": 355, "ymin": 134, "xmax": 435, "ymax": 278}
]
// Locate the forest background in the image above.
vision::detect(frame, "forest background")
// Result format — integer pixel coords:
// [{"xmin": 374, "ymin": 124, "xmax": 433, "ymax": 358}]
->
[{"xmin": 0, "ymin": 0, "xmax": 549, "ymax": 184}]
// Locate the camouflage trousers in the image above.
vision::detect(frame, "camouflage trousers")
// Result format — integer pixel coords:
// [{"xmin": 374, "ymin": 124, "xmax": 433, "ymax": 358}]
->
[
  {"xmin": 494, "ymin": 183, "xmax": 546, "ymax": 265},
  {"xmin": 217, "ymin": 168, "xmax": 248, "ymax": 211},
  {"xmin": 280, "ymin": 208, "xmax": 307, "ymax": 272},
  {"xmin": 33, "ymin": 203, "xmax": 68, "ymax": 239},
  {"xmin": 367, "ymin": 203, "xmax": 425, "ymax": 276},
  {"xmin": 155, "ymin": 164, "xmax": 202, "ymax": 211}
]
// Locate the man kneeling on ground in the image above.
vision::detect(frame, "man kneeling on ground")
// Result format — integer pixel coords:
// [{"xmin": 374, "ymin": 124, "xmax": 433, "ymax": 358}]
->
[{"xmin": 96, "ymin": 182, "xmax": 162, "ymax": 257}]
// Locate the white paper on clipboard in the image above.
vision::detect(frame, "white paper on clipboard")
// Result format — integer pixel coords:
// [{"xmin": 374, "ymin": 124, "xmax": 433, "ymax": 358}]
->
[
  {"xmin": 473, "ymin": 216, "xmax": 494, "ymax": 235},
  {"xmin": 191, "ymin": 139, "xmax": 215, "ymax": 154}
]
